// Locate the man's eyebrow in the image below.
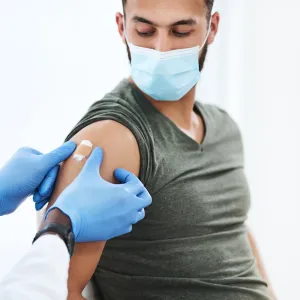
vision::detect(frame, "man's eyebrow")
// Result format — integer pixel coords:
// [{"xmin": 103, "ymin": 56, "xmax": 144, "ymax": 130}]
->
[
  {"xmin": 171, "ymin": 18, "xmax": 197, "ymax": 26},
  {"xmin": 132, "ymin": 16, "xmax": 197, "ymax": 27},
  {"xmin": 132, "ymin": 16, "xmax": 156, "ymax": 26}
]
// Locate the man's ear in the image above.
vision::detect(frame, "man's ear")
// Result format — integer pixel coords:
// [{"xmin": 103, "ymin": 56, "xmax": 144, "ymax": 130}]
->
[
  {"xmin": 207, "ymin": 12, "xmax": 220, "ymax": 45},
  {"xmin": 116, "ymin": 12, "xmax": 126, "ymax": 44}
]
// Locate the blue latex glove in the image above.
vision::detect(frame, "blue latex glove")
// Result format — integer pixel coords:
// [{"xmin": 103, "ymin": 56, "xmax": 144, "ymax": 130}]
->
[
  {"xmin": 45, "ymin": 147, "xmax": 152, "ymax": 242},
  {"xmin": 0, "ymin": 141, "xmax": 76, "ymax": 216},
  {"xmin": 33, "ymin": 166, "xmax": 61, "ymax": 211}
]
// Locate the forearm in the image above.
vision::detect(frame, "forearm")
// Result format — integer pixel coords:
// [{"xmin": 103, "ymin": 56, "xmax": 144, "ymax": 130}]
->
[
  {"xmin": 39, "ymin": 208, "xmax": 107, "ymax": 298},
  {"xmin": 68, "ymin": 292, "xmax": 86, "ymax": 300},
  {"xmin": 67, "ymin": 241, "xmax": 106, "ymax": 297}
]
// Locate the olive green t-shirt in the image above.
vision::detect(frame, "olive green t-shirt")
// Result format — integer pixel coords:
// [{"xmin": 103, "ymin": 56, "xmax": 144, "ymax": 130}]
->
[{"xmin": 66, "ymin": 79, "xmax": 271, "ymax": 300}]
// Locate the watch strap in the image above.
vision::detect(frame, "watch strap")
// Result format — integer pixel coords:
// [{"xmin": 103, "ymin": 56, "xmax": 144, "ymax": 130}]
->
[{"xmin": 33, "ymin": 223, "xmax": 75, "ymax": 257}]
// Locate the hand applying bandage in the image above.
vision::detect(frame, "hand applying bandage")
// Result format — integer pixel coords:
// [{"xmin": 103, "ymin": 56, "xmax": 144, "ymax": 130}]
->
[
  {"xmin": 33, "ymin": 140, "xmax": 94, "ymax": 210},
  {"xmin": 45, "ymin": 146, "xmax": 152, "ymax": 242},
  {"xmin": 0, "ymin": 142, "xmax": 76, "ymax": 216}
]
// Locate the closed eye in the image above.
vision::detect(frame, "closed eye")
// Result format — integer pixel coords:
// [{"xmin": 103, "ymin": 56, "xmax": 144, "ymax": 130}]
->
[
  {"xmin": 137, "ymin": 30, "xmax": 191, "ymax": 38},
  {"xmin": 137, "ymin": 31, "xmax": 155, "ymax": 37},
  {"xmin": 172, "ymin": 31, "xmax": 191, "ymax": 37}
]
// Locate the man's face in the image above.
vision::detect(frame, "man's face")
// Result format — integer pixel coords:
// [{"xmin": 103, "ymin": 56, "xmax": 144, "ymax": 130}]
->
[{"xmin": 116, "ymin": 0, "xmax": 219, "ymax": 71}]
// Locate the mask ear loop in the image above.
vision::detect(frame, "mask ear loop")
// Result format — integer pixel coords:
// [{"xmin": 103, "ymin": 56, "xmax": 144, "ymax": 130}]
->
[
  {"xmin": 123, "ymin": 19, "xmax": 129, "ymax": 43},
  {"xmin": 199, "ymin": 15, "xmax": 213, "ymax": 51}
]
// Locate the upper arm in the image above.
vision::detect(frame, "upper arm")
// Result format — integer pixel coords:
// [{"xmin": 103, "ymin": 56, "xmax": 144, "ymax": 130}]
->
[{"xmin": 45, "ymin": 120, "xmax": 140, "ymax": 296}]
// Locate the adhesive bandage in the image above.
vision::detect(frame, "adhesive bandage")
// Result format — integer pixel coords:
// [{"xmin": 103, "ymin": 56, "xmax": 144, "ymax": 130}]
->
[{"xmin": 73, "ymin": 140, "xmax": 93, "ymax": 162}]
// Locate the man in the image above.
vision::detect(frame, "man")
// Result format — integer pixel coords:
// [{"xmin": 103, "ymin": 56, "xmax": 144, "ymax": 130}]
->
[
  {"xmin": 45, "ymin": 0, "xmax": 276, "ymax": 299},
  {"xmin": 0, "ymin": 143, "xmax": 152, "ymax": 299}
]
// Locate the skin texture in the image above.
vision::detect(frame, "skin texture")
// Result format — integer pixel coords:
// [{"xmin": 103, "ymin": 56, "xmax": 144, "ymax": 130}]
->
[
  {"xmin": 44, "ymin": 121, "xmax": 140, "ymax": 299},
  {"xmin": 42, "ymin": 0, "xmax": 274, "ymax": 298}
]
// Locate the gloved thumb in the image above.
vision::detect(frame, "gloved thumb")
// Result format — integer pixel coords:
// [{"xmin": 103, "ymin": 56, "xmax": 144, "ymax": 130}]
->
[
  {"xmin": 80, "ymin": 147, "xmax": 104, "ymax": 175},
  {"xmin": 42, "ymin": 141, "xmax": 77, "ymax": 169},
  {"xmin": 22, "ymin": 147, "xmax": 42, "ymax": 156}
]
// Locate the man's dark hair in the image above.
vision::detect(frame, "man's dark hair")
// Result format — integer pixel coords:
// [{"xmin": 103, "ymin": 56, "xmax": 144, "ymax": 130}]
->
[{"xmin": 122, "ymin": 0, "xmax": 214, "ymax": 20}]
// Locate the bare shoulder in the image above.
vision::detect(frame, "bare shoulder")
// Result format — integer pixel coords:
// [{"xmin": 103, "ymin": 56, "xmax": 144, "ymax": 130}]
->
[
  {"xmin": 46, "ymin": 119, "xmax": 140, "ymax": 212},
  {"xmin": 70, "ymin": 120, "xmax": 140, "ymax": 181}
]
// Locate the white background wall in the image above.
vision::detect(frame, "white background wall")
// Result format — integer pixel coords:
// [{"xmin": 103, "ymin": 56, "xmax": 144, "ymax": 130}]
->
[{"xmin": 0, "ymin": 1, "xmax": 299, "ymax": 299}]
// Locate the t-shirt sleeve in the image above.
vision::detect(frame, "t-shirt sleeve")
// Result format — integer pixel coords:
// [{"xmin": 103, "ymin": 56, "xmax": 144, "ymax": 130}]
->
[{"xmin": 64, "ymin": 95, "xmax": 154, "ymax": 185}]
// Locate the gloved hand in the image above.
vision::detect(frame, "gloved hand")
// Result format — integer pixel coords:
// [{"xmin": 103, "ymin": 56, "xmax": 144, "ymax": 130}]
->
[
  {"xmin": 0, "ymin": 141, "xmax": 76, "ymax": 216},
  {"xmin": 45, "ymin": 147, "xmax": 152, "ymax": 243}
]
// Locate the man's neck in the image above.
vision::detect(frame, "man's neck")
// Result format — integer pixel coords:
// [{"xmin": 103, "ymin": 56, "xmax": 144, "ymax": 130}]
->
[{"xmin": 129, "ymin": 77, "xmax": 198, "ymax": 130}]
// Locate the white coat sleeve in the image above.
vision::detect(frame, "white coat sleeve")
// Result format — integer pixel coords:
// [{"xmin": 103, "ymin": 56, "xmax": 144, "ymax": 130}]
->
[{"xmin": 0, "ymin": 234, "xmax": 70, "ymax": 300}]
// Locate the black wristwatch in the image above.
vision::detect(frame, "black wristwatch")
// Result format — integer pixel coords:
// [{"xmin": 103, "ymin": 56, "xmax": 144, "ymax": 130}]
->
[{"xmin": 33, "ymin": 223, "xmax": 75, "ymax": 257}]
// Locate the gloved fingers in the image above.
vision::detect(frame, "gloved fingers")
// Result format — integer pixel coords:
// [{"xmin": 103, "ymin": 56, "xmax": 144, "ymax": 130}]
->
[
  {"xmin": 42, "ymin": 141, "xmax": 76, "ymax": 169},
  {"xmin": 80, "ymin": 147, "xmax": 104, "ymax": 175},
  {"xmin": 122, "ymin": 225, "xmax": 133, "ymax": 236},
  {"xmin": 33, "ymin": 189, "xmax": 51, "ymax": 210},
  {"xmin": 114, "ymin": 168, "xmax": 134, "ymax": 183},
  {"xmin": 20, "ymin": 147, "xmax": 43, "ymax": 156},
  {"xmin": 137, "ymin": 189, "xmax": 152, "ymax": 203},
  {"xmin": 114, "ymin": 169, "xmax": 144, "ymax": 195},
  {"xmin": 38, "ymin": 165, "xmax": 59, "ymax": 197},
  {"xmin": 35, "ymin": 197, "xmax": 49, "ymax": 211},
  {"xmin": 133, "ymin": 209, "xmax": 146, "ymax": 224},
  {"xmin": 136, "ymin": 190, "xmax": 152, "ymax": 210},
  {"xmin": 32, "ymin": 165, "xmax": 59, "ymax": 209},
  {"xmin": 33, "ymin": 190, "xmax": 42, "ymax": 203}
]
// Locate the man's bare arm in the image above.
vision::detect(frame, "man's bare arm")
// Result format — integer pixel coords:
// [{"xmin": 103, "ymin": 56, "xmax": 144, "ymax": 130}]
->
[{"xmin": 43, "ymin": 120, "xmax": 140, "ymax": 299}]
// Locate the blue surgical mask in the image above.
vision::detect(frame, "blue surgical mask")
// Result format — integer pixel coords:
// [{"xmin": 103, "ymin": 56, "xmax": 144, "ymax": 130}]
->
[{"xmin": 126, "ymin": 20, "xmax": 211, "ymax": 101}]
